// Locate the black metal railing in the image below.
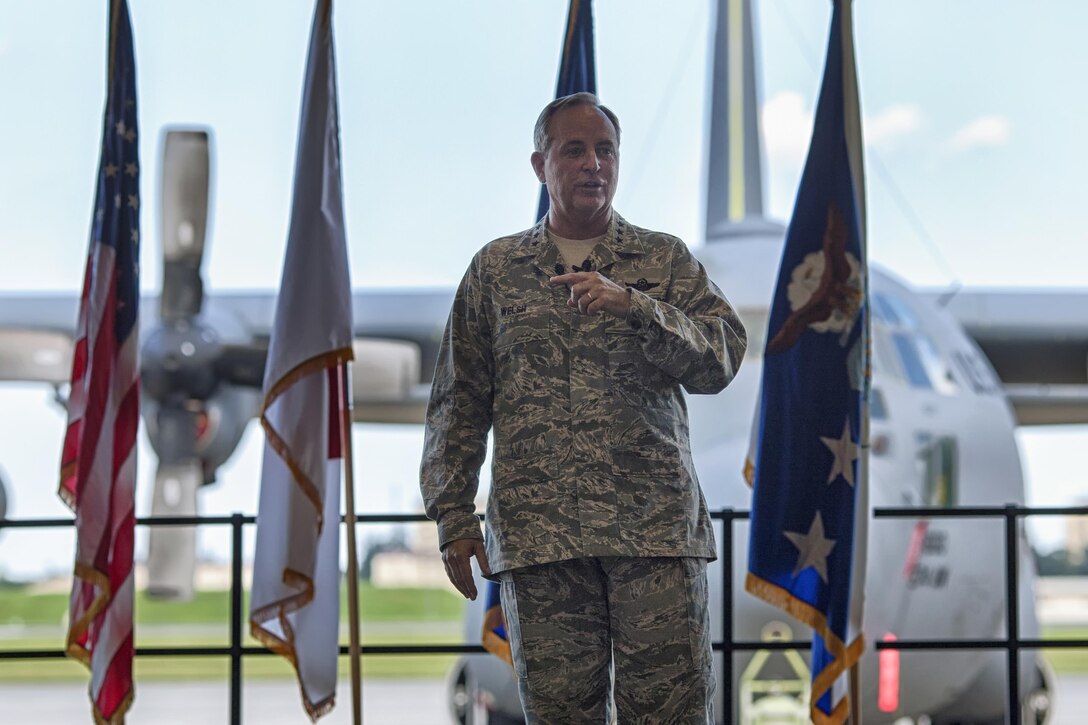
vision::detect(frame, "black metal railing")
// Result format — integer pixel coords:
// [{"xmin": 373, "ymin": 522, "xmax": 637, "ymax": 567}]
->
[{"xmin": 3, "ymin": 505, "xmax": 1088, "ymax": 724}]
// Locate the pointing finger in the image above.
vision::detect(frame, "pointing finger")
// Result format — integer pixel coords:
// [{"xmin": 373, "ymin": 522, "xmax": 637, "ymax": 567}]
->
[{"xmin": 549, "ymin": 272, "xmax": 592, "ymax": 286}]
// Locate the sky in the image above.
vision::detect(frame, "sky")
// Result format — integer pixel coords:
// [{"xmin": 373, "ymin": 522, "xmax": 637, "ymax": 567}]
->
[{"xmin": 1, "ymin": 0, "xmax": 1087, "ymax": 579}]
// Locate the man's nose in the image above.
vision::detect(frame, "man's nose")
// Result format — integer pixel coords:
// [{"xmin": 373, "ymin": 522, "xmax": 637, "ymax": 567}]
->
[{"xmin": 582, "ymin": 151, "xmax": 601, "ymax": 171}]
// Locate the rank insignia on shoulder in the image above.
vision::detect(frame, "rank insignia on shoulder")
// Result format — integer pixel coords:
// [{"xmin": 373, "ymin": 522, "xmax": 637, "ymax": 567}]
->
[{"xmin": 628, "ymin": 278, "xmax": 660, "ymax": 292}]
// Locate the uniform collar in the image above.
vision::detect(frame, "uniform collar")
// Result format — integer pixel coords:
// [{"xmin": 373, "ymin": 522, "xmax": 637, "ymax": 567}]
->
[{"xmin": 512, "ymin": 211, "xmax": 648, "ymax": 276}]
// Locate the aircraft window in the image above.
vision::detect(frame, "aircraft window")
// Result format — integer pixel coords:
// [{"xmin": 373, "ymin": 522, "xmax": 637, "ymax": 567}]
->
[
  {"xmin": 952, "ymin": 349, "xmax": 1001, "ymax": 395},
  {"xmin": 871, "ymin": 325, "xmax": 904, "ymax": 382},
  {"xmin": 891, "ymin": 333, "xmax": 932, "ymax": 389},
  {"xmin": 915, "ymin": 335, "xmax": 959, "ymax": 395},
  {"xmin": 873, "ymin": 292, "xmax": 919, "ymax": 331},
  {"xmin": 918, "ymin": 435, "xmax": 957, "ymax": 507},
  {"xmin": 871, "ymin": 294, "xmax": 901, "ymax": 326}
]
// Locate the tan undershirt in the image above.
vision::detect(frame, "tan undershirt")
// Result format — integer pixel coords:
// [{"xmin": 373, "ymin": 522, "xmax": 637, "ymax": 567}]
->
[{"xmin": 550, "ymin": 231, "xmax": 605, "ymax": 271}]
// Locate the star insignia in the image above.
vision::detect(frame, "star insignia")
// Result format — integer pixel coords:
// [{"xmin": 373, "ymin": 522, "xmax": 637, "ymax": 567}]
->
[
  {"xmin": 124, "ymin": 129, "xmax": 136, "ymax": 143},
  {"xmin": 115, "ymin": 120, "xmax": 127, "ymax": 136},
  {"xmin": 105, "ymin": 164, "xmax": 119, "ymax": 177},
  {"xmin": 114, "ymin": 194, "xmax": 122, "ymax": 208},
  {"xmin": 125, "ymin": 162, "xmax": 138, "ymax": 177},
  {"xmin": 127, "ymin": 194, "xmax": 139, "ymax": 210},
  {"xmin": 820, "ymin": 418, "xmax": 859, "ymax": 487},
  {"xmin": 131, "ymin": 229, "xmax": 139, "ymax": 243},
  {"xmin": 784, "ymin": 512, "xmax": 836, "ymax": 584}
]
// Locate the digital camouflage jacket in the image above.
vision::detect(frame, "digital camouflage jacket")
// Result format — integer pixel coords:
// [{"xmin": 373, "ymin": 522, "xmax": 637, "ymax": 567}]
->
[{"xmin": 420, "ymin": 213, "xmax": 747, "ymax": 576}]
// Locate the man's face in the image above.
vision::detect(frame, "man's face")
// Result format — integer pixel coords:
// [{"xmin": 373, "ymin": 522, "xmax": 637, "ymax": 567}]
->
[{"xmin": 531, "ymin": 104, "xmax": 619, "ymax": 234}]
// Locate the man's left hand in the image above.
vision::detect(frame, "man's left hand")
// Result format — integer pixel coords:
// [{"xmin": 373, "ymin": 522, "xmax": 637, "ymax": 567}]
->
[{"xmin": 550, "ymin": 271, "xmax": 631, "ymax": 319}]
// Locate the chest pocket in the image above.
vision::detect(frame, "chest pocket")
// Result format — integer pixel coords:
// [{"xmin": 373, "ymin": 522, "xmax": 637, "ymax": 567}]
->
[
  {"xmin": 492, "ymin": 303, "xmax": 564, "ymax": 463},
  {"xmin": 494, "ymin": 321, "xmax": 554, "ymax": 401}
]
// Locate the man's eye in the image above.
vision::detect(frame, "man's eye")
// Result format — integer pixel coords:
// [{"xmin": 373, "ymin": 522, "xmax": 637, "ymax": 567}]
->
[
  {"xmin": 598, "ymin": 147, "xmax": 616, "ymax": 158},
  {"xmin": 564, "ymin": 147, "xmax": 583, "ymax": 157}
]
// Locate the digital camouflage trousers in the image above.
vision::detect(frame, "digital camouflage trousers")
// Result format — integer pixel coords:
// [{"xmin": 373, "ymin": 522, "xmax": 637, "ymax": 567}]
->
[{"xmin": 499, "ymin": 556, "xmax": 714, "ymax": 724}]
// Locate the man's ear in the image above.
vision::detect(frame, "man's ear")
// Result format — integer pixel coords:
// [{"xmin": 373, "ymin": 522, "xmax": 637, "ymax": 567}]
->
[{"xmin": 530, "ymin": 151, "xmax": 546, "ymax": 184}]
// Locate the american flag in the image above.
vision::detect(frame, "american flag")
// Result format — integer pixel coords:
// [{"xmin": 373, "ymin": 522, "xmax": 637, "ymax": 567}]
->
[
  {"xmin": 745, "ymin": 1, "xmax": 868, "ymax": 722},
  {"xmin": 57, "ymin": 1, "xmax": 140, "ymax": 722}
]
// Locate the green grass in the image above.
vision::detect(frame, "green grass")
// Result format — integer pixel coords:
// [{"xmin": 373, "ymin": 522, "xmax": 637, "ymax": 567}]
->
[
  {"xmin": 0, "ymin": 584, "xmax": 467, "ymax": 681},
  {"xmin": 0, "ymin": 631, "xmax": 462, "ymax": 682},
  {"xmin": 0, "ymin": 583, "xmax": 464, "ymax": 627},
  {"xmin": 9, "ymin": 586, "xmax": 1083, "ymax": 681},
  {"xmin": 1041, "ymin": 627, "xmax": 1088, "ymax": 674}
]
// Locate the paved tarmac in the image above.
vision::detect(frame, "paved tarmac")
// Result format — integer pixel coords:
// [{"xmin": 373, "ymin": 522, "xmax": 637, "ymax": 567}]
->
[
  {"xmin": 0, "ymin": 679, "xmax": 449, "ymax": 724},
  {"xmin": 0, "ymin": 674, "xmax": 1084, "ymax": 723}
]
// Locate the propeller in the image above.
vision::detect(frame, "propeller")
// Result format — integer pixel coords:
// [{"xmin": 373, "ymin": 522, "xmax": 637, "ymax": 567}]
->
[
  {"xmin": 141, "ymin": 128, "xmax": 262, "ymax": 599},
  {"xmin": 159, "ymin": 130, "xmax": 210, "ymax": 322},
  {"xmin": 136, "ymin": 127, "xmax": 433, "ymax": 599},
  {"xmin": 141, "ymin": 129, "xmax": 213, "ymax": 599}
]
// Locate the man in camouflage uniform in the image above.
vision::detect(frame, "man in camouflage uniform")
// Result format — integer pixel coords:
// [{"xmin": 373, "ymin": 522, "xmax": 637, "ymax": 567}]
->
[{"xmin": 420, "ymin": 92, "xmax": 746, "ymax": 723}]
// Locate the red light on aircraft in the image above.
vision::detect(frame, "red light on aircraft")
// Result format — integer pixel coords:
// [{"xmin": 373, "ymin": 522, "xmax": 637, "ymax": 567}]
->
[{"xmin": 879, "ymin": 632, "xmax": 900, "ymax": 713}]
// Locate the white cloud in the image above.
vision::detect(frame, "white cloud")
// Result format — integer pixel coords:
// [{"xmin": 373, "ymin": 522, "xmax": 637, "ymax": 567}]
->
[
  {"xmin": 760, "ymin": 91, "xmax": 813, "ymax": 167},
  {"xmin": 762, "ymin": 94, "xmax": 922, "ymax": 161},
  {"xmin": 947, "ymin": 115, "xmax": 1011, "ymax": 152},
  {"xmin": 865, "ymin": 104, "xmax": 922, "ymax": 147}
]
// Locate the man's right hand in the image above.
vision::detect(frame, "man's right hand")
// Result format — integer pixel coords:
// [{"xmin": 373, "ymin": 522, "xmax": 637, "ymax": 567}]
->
[{"xmin": 441, "ymin": 538, "xmax": 492, "ymax": 600}]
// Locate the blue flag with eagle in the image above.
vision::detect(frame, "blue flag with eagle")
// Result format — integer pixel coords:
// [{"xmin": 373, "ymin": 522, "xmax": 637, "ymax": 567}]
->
[
  {"xmin": 745, "ymin": 1, "xmax": 869, "ymax": 722},
  {"xmin": 482, "ymin": 0, "xmax": 597, "ymax": 668},
  {"xmin": 535, "ymin": 0, "xmax": 596, "ymax": 223}
]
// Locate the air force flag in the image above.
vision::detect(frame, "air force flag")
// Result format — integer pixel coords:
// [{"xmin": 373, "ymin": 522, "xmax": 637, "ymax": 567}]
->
[{"xmin": 745, "ymin": 1, "xmax": 869, "ymax": 723}]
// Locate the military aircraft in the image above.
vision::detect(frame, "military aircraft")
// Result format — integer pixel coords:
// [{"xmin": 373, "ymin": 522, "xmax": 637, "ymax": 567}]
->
[
  {"xmin": 444, "ymin": 2, "xmax": 1088, "ymax": 724},
  {"xmin": 1, "ymin": 0, "xmax": 1087, "ymax": 723},
  {"xmin": 0, "ymin": 128, "xmax": 450, "ymax": 598}
]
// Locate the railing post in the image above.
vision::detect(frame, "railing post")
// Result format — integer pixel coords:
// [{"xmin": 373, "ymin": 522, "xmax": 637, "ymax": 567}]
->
[
  {"xmin": 721, "ymin": 508, "xmax": 734, "ymax": 720},
  {"xmin": 230, "ymin": 513, "xmax": 244, "ymax": 725},
  {"xmin": 1004, "ymin": 503, "xmax": 1021, "ymax": 725}
]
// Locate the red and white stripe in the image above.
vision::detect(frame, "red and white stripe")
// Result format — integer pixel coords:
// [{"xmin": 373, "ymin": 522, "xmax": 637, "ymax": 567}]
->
[{"xmin": 59, "ymin": 241, "xmax": 139, "ymax": 724}]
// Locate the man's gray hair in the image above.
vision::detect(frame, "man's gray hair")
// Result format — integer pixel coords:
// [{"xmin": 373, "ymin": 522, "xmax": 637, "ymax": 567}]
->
[{"xmin": 533, "ymin": 92, "xmax": 621, "ymax": 154}]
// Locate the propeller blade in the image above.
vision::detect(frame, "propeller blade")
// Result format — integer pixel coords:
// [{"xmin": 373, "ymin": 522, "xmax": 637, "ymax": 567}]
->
[
  {"xmin": 146, "ymin": 460, "xmax": 201, "ymax": 601},
  {"xmin": 154, "ymin": 402, "xmax": 202, "ymax": 464},
  {"xmin": 159, "ymin": 128, "xmax": 211, "ymax": 322}
]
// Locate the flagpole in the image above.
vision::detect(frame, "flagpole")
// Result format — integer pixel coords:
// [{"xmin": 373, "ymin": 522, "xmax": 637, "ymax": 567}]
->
[
  {"xmin": 340, "ymin": 362, "xmax": 363, "ymax": 725},
  {"xmin": 849, "ymin": 663, "xmax": 862, "ymax": 724}
]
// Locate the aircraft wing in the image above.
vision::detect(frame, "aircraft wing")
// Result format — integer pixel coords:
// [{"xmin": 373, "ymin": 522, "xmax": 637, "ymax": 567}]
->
[
  {"xmin": 0, "ymin": 294, "xmax": 79, "ymax": 385},
  {"xmin": 926, "ymin": 289, "xmax": 1088, "ymax": 426},
  {"xmin": 213, "ymin": 288, "xmax": 453, "ymax": 424},
  {"xmin": 0, "ymin": 128, "xmax": 455, "ymax": 598},
  {"xmin": 0, "ymin": 288, "xmax": 452, "ymax": 425}
]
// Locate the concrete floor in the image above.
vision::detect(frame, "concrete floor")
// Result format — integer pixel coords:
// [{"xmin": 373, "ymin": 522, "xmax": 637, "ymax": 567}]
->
[{"xmin": 0, "ymin": 674, "xmax": 1085, "ymax": 724}]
